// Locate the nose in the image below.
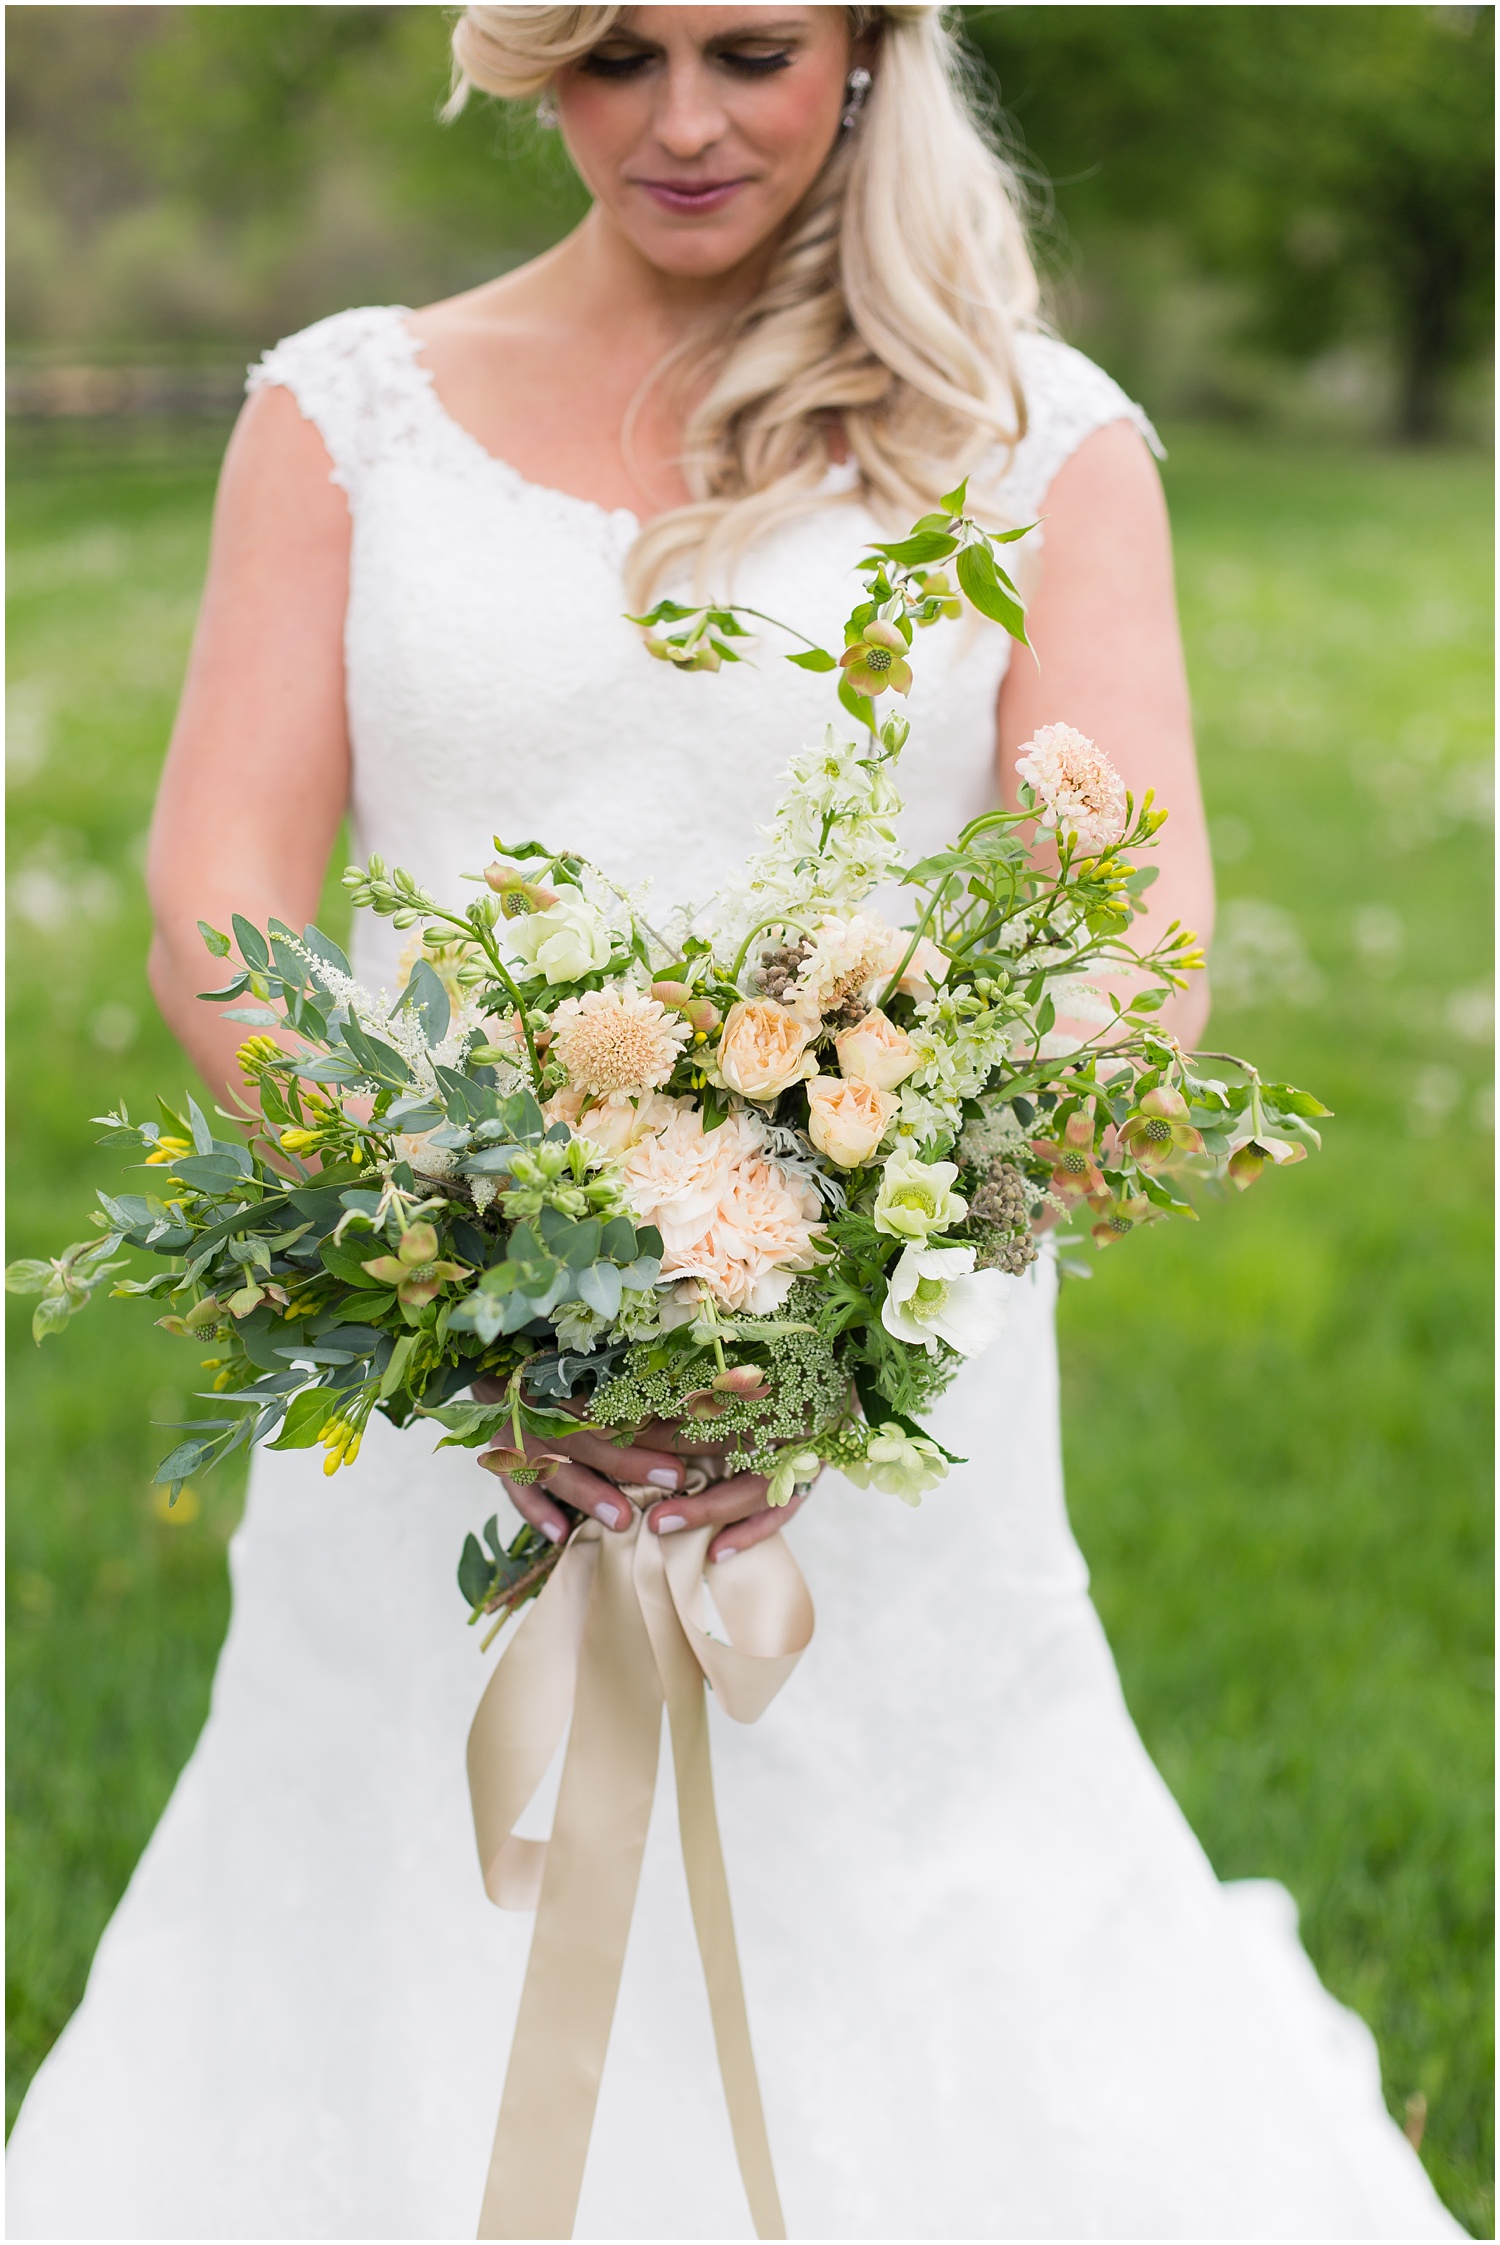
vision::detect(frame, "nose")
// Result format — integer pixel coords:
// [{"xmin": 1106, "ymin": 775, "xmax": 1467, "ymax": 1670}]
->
[{"xmin": 651, "ymin": 55, "xmax": 729, "ymax": 160}]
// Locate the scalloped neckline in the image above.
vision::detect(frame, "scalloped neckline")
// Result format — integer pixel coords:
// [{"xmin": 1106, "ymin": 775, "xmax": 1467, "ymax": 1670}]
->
[{"xmin": 394, "ymin": 310, "xmax": 645, "ymax": 538}]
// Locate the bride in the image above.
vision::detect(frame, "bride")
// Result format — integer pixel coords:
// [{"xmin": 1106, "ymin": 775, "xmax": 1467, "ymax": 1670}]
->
[{"xmin": 6, "ymin": 8, "xmax": 1463, "ymax": 2239}]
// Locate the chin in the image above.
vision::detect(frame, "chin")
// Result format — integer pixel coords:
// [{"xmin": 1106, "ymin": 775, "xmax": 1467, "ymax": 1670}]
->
[
  {"xmin": 641, "ymin": 236, "xmax": 768, "ymax": 280},
  {"xmin": 622, "ymin": 200, "xmax": 788, "ymax": 282}
]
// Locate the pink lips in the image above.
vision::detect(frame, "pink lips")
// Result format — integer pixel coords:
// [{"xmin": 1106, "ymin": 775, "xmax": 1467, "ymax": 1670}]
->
[{"xmin": 635, "ymin": 178, "xmax": 748, "ymax": 216}]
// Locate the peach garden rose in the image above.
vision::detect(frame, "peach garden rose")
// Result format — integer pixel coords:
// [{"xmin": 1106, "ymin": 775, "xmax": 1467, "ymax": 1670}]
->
[
  {"xmin": 714, "ymin": 1000, "xmax": 817, "ymax": 1102},
  {"xmin": 833, "ymin": 1008, "xmax": 920, "ymax": 1093},
  {"xmin": 805, "ymin": 1075, "xmax": 895, "ymax": 1168}
]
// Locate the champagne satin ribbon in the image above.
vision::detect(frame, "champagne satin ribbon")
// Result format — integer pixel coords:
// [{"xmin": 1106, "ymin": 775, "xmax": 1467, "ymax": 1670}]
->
[{"xmin": 467, "ymin": 1497, "xmax": 815, "ymax": 2241}]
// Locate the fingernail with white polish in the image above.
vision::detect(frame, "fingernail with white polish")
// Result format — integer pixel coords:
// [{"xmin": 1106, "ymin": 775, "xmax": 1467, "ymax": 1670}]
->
[
  {"xmin": 713, "ymin": 1546, "xmax": 739, "ymax": 1564},
  {"xmin": 655, "ymin": 1513, "xmax": 687, "ymax": 1535},
  {"xmin": 540, "ymin": 1520, "xmax": 563, "ymax": 1545},
  {"xmin": 595, "ymin": 1502, "xmax": 622, "ymax": 1528},
  {"xmin": 647, "ymin": 1468, "xmax": 680, "ymax": 1489}
]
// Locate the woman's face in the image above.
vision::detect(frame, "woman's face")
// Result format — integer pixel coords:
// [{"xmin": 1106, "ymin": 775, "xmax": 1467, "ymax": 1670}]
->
[{"xmin": 555, "ymin": 7, "xmax": 857, "ymax": 282}]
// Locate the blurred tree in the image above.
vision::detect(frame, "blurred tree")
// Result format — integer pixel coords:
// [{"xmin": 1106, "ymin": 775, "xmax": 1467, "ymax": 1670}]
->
[
  {"xmin": 970, "ymin": 5, "xmax": 1494, "ymax": 439},
  {"xmin": 5, "ymin": 4, "xmax": 1492, "ymax": 437}
]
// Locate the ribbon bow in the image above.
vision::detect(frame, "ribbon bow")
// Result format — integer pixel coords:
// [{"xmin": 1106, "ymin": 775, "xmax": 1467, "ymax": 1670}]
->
[{"xmin": 468, "ymin": 1494, "xmax": 815, "ymax": 2240}]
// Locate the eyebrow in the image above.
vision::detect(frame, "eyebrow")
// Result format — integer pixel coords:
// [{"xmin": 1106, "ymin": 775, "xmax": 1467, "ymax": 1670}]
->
[{"xmin": 606, "ymin": 16, "xmax": 812, "ymax": 41}]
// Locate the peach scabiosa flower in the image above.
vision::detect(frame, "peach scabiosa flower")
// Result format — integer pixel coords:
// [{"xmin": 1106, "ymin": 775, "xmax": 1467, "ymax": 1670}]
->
[
  {"xmin": 1015, "ymin": 723, "xmax": 1129, "ymax": 856},
  {"xmin": 549, "ymin": 986, "xmax": 689, "ymax": 1101}
]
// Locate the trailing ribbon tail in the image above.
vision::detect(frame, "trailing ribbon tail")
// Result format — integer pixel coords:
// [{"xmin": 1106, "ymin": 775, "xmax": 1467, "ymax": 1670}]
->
[{"xmin": 467, "ymin": 1505, "xmax": 814, "ymax": 2241}]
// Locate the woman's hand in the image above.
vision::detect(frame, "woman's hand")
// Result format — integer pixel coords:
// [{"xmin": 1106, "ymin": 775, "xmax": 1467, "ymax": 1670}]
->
[{"xmin": 472, "ymin": 1382, "xmax": 812, "ymax": 1562}]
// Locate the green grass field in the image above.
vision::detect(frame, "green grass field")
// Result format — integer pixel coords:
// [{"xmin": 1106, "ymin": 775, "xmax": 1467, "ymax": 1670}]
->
[{"xmin": 6, "ymin": 418, "xmax": 1492, "ymax": 2232}]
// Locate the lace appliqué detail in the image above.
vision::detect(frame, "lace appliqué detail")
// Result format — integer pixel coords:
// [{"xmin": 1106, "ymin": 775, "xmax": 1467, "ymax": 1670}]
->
[
  {"xmin": 996, "ymin": 332, "xmax": 1165, "ymax": 524},
  {"xmin": 247, "ymin": 304, "xmax": 640, "ymax": 547}
]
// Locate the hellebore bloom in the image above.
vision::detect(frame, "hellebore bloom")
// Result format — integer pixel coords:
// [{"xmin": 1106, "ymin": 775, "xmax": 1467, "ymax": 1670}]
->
[
  {"xmin": 1119, "ymin": 1086, "xmax": 1205, "ymax": 1173},
  {"xmin": 1030, "ymin": 1111, "xmax": 1106, "ymax": 1200},
  {"xmin": 839, "ymin": 617, "xmax": 913, "ymax": 698},
  {"xmin": 362, "ymin": 1221, "xmax": 468, "ymax": 1308},
  {"xmin": 1225, "ymin": 1130, "xmax": 1306, "ymax": 1190}
]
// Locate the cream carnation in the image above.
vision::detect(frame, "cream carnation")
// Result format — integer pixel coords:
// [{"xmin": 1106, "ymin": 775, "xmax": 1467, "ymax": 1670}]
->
[
  {"xmin": 621, "ymin": 1109, "xmax": 821, "ymax": 1315},
  {"xmin": 567, "ymin": 1089, "xmax": 684, "ymax": 1154},
  {"xmin": 1015, "ymin": 723, "xmax": 1129, "ymax": 856},
  {"xmin": 549, "ymin": 986, "xmax": 688, "ymax": 1099}
]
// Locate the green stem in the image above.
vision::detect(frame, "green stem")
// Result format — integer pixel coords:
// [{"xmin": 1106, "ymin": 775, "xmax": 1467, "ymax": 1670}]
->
[
  {"xmin": 1190, "ymin": 1051, "xmax": 1261, "ymax": 1079},
  {"xmin": 876, "ymin": 879, "xmax": 950, "ymax": 1009},
  {"xmin": 422, "ymin": 904, "xmax": 544, "ymax": 1090},
  {"xmin": 723, "ymin": 605, "xmax": 834, "ymax": 656},
  {"xmin": 729, "ymin": 910, "xmax": 816, "ymax": 989}
]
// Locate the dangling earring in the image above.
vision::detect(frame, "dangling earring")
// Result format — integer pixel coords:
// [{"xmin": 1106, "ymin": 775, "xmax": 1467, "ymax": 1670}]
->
[
  {"xmin": 535, "ymin": 89, "xmax": 559, "ymax": 129},
  {"xmin": 840, "ymin": 65, "xmax": 871, "ymax": 131}
]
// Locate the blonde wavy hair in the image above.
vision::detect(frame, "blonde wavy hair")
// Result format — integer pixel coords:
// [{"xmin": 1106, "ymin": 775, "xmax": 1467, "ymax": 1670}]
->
[{"xmin": 448, "ymin": 5, "xmax": 1041, "ymax": 601}]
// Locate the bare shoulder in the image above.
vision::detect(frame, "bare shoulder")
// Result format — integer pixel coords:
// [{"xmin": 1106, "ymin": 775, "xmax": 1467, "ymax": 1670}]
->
[
  {"xmin": 217, "ymin": 383, "xmax": 350, "ymax": 549},
  {"xmin": 409, "ymin": 248, "xmax": 566, "ymax": 348},
  {"xmin": 1043, "ymin": 418, "xmax": 1169, "ymax": 537}
]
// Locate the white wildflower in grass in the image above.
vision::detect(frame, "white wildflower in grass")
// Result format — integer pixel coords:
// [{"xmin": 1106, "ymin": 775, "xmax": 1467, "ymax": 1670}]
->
[
  {"xmin": 881, "ymin": 1243, "xmax": 1011, "ymax": 1357},
  {"xmin": 550, "ymin": 987, "xmax": 689, "ymax": 1099},
  {"xmin": 1015, "ymin": 723, "xmax": 1129, "ymax": 856},
  {"xmin": 842, "ymin": 1422, "xmax": 949, "ymax": 1505}
]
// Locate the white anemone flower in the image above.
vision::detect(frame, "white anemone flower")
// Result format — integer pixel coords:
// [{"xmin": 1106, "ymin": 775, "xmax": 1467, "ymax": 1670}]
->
[{"xmin": 880, "ymin": 1243, "xmax": 1010, "ymax": 1357}]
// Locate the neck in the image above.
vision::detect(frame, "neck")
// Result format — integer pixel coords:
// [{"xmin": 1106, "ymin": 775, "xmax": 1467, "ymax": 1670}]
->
[{"xmin": 545, "ymin": 205, "xmax": 776, "ymax": 355}]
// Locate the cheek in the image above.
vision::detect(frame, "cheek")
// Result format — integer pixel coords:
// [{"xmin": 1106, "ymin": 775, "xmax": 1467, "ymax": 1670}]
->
[
  {"xmin": 557, "ymin": 80, "xmax": 648, "ymax": 190},
  {"xmin": 745, "ymin": 74, "xmax": 844, "ymax": 176}
]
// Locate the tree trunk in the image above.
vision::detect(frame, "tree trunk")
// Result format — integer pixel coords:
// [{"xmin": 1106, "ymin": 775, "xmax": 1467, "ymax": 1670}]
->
[{"xmin": 1392, "ymin": 202, "xmax": 1462, "ymax": 444}]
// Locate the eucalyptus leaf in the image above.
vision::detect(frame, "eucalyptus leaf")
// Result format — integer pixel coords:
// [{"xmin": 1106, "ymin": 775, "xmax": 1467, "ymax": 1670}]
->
[{"xmin": 231, "ymin": 915, "xmax": 270, "ymax": 973}]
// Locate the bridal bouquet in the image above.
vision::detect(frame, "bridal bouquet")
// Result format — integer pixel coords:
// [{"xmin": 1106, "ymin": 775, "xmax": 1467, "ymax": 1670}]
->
[{"xmin": 10, "ymin": 485, "xmax": 1326, "ymax": 1637}]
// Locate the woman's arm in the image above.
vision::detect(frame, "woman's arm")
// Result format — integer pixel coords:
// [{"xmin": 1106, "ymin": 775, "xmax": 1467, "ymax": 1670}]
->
[
  {"xmin": 146, "ymin": 383, "xmax": 353, "ymax": 1112},
  {"xmin": 997, "ymin": 419, "xmax": 1214, "ymax": 1050}
]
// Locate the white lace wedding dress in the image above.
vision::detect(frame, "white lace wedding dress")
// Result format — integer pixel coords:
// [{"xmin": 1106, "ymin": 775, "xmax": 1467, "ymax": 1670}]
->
[{"xmin": 6, "ymin": 308, "xmax": 1462, "ymax": 2243}]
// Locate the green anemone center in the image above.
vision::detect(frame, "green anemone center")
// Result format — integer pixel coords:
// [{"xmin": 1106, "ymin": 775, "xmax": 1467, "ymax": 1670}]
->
[{"xmin": 863, "ymin": 646, "xmax": 894, "ymax": 673}]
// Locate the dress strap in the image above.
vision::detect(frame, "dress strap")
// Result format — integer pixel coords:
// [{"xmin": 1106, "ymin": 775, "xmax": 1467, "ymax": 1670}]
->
[
  {"xmin": 990, "ymin": 332, "xmax": 1165, "ymax": 525},
  {"xmin": 246, "ymin": 305, "xmax": 436, "ymax": 499}
]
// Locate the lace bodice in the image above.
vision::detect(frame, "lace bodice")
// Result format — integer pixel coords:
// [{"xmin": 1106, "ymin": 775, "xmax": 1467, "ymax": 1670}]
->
[{"xmin": 248, "ymin": 304, "xmax": 1158, "ymax": 992}]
